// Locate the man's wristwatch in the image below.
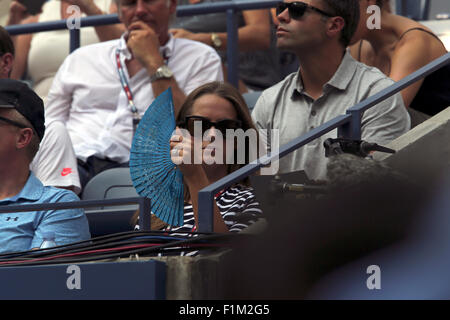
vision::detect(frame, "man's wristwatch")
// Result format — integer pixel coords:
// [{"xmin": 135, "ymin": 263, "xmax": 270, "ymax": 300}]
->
[
  {"xmin": 150, "ymin": 65, "xmax": 173, "ymax": 82},
  {"xmin": 211, "ymin": 32, "xmax": 222, "ymax": 49}
]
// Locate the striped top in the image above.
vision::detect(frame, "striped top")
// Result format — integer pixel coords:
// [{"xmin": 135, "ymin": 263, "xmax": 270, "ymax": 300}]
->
[{"xmin": 135, "ymin": 184, "xmax": 263, "ymax": 256}]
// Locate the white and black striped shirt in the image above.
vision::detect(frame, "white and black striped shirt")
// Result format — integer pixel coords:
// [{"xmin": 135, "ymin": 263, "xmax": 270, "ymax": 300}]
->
[{"xmin": 168, "ymin": 184, "xmax": 262, "ymax": 234}]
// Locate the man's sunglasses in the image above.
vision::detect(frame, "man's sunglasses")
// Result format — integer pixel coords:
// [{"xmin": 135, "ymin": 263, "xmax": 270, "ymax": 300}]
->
[
  {"xmin": 178, "ymin": 115, "xmax": 242, "ymax": 136},
  {"xmin": 0, "ymin": 115, "xmax": 28, "ymax": 129},
  {"xmin": 276, "ymin": 1, "xmax": 335, "ymax": 20}
]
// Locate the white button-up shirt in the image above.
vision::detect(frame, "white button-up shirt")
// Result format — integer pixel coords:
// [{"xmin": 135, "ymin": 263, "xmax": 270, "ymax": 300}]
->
[{"xmin": 45, "ymin": 34, "xmax": 223, "ymax": 163}]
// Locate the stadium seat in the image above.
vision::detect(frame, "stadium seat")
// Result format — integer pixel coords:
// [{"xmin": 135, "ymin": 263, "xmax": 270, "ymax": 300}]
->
[
  {"xmin": 82, "ymin": 168, "xmax": 139, "ymax": 237},
  {"xmin": 82, "ymin": 167, "xmax": 138, "ymax": 203}
]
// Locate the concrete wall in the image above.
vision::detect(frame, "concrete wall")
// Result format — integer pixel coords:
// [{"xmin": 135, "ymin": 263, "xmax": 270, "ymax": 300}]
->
[
  {"xmin": 373, "ymin": 107, "xmax": 450, "ymax": 181},
  {"xmin": 429, "ymin": 0, "xmax": 450, "ymax": 18}
]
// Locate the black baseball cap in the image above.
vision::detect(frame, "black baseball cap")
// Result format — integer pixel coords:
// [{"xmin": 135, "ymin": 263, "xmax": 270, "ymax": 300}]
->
[{"xmin": 0, "ymin": 79, "xmax": 45, "ymax": 141}]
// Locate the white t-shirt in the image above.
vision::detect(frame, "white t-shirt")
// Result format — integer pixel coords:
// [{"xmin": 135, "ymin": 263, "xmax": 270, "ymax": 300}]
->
[
  {"xmin": 30, "ymin": 121, "xmax": 81, "ymax": 195},
  {"xmin": 45, "ymin": 34, "xmax": 224, "ymax": 163}
]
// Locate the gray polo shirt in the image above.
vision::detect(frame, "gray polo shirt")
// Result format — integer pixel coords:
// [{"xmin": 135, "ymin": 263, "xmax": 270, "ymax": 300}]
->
[{"xmin": 252, "ymin": 51, "xmax": 410, "ymax": 180}]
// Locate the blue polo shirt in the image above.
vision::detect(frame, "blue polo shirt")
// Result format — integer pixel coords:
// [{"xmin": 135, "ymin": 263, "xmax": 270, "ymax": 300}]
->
[{"xmin": 0, "ymin": 173, "xmax": 91, "ymax": 254}]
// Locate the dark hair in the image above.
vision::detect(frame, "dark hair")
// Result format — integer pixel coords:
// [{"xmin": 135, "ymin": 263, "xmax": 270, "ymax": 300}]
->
[
  {"xmin": 376, "ymin": 0, "xmax": 388, "ymax": 8},
  {"xmin": 319, "ymin": 0, "xmax": 360, "ymax": 47},
  {"xmin": 0, "ymin": 26, "xmax": 14, "ymax": 56},
  {"xmin": 377, "ymin": 0, "xmax": 392, "ymax": 12}
]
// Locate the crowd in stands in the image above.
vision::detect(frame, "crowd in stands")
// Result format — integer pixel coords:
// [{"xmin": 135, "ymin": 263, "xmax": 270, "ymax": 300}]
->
[
  {"xmin": 8, "ymin": 0, "xmax": 124, "ymax": 100},
  {"xmin": 349, "ymin": 0, "xmax": 450, "ymax": 127},
  {"xmin": 0, "ymin": 0, "xmax": 448, "ymax": 254},
  {"xmin": 171, "ymin": 0, "xmax": 281, "ymax": 93}
]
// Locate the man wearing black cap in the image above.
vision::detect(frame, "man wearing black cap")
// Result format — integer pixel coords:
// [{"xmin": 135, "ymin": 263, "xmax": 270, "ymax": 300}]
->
[
  {"xmin": 0, "ymin": 79, "xmax": 90, "ymax": 254},
  {"xmin": 0, "ymin": 25, "xmax": 81, "ymax": 194}
]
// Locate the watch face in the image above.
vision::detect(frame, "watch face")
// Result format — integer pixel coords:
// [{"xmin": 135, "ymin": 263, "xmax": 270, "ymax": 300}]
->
[
  {"xmin": 212, "ymin": 33, "xmax": 222, "ymax": 48},
  {"xmin": 161, "ymin": 66, "xmax": 173, "ymax": 77},
  {"xmin": 152, "ymin": 65, "xmax": 173, "ymax": 82}
]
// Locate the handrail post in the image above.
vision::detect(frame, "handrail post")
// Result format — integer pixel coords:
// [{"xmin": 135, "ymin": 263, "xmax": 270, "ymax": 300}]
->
[
  {"xmin": 138, "ymin": 197, "xmax": 152, "ymax": 231},
  {"xmin": 69, "ymin": 28, "xmax": 80, "ymax": 53},
  {"xmin": 339, "ymin": 109, "xmax": 362, "ymax": 140},
  {"xmin": 422, "ymin": 0, "xmax": 431, "ymax": 20},
  {"xmin": 198, "ymin": 190, "xmax": 214, "ymax": 233},
  {"xmin": 395, "ymin": 0, "xmax": 403, "ymax": 16},
  {"xmin": 226, "ymin": 7, "xmax": 239, "ymax": 88}
]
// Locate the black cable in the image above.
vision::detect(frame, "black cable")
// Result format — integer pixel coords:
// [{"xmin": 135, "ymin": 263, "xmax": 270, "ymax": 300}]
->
[
  {"xmin": 0, "ymin": 243, "xmax": 220, "ymax": 267},
  {"xmin": 0, "ymin": 232, "xmax": 251, "ymax": 267},
  {"xmin": 0, "ymin": 233, "xmax": 186, "ymax": 262},
  {"xmin": 0, "ymin": 229, "xmax": 218, "ymax": 261}
]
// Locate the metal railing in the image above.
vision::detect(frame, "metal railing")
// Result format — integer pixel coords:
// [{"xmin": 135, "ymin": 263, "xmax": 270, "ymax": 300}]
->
[
  {"xmin": 197, "ymin": 52, "xmax": 450, "ymax": 232},
  {"xmin": 0, "ymin": 197, "xmax": 152, "ymax": 231},
  {"xmin": 4, "ymin": 0, "xmax": 281, "ymax": 87}
]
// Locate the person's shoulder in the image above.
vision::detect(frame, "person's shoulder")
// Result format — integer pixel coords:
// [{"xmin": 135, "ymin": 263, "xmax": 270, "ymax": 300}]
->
[
  {"xmin": 352, "ymin": 58, "xmax": 395, "ymax": 88},
  {"xmin": 40, "ymin": 186, "xmax": 81, "ymax": 203},
  {"xmin": 394, "ymin": 27, "xmax": 444, "ymax": 62}
]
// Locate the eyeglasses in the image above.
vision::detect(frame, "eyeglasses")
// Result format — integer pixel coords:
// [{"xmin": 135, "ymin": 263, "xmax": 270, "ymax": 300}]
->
[
  {"xmin": 0, "ymin": 115, "xmax": 28, "ymax": 129},
  {"xmin": 178, "ymin": 116, "xmax": 242, "ymax": 137},
  {"xmin": 276, "ymin": 1, "xmax": 335, "ymax": 20}
]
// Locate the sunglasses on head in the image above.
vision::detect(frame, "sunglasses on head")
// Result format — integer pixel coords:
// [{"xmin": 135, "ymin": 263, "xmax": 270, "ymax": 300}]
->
[
  {"xmin": 0, "ymin": 115, "xmax": 28, "ymax": 129},
  {"xmin": 178, "ymin": 115, "xmax": 242, "ymax": 137},
  {"xmin": 276, "ymin": 1, "xmax": 334, "ymax": 20}
]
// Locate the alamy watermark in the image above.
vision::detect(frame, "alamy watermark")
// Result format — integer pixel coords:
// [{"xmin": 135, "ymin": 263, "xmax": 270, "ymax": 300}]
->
[
  {"xmin": 66, "ymin": 5, "xmax": 81, "ymax": 30},
  {"xmin": 66, "ymin": 264, "xmax": 81, "ymax": 290},
  {"xmin": 366, "ymin": 265, "xmax": 381, "ymax": 290},
  {"xmin": 66, "ymin": 4, "xmax": 383, "ymax": 31},
  {"xmin": 170, "ymin": 123, "xmax": 280, "ymax": 175},
  {"xmin": 367, "ymin": 5, "xmax": 381, "ymax": 30}
]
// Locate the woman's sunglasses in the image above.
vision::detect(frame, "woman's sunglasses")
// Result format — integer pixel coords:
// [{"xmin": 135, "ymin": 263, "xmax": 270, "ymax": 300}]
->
[
  {"xmin": 276, "ymin": 1, "xmax": 334, "ymax": 20},
  {"xmin": 178, "ymin": 115, "xmax": 242, "ymax": 137}
]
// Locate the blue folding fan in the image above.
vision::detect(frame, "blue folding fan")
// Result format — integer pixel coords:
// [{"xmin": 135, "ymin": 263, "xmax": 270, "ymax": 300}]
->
[{"xmin": 129, "ymin": 88, "xmax": 184, "ymax": 227}]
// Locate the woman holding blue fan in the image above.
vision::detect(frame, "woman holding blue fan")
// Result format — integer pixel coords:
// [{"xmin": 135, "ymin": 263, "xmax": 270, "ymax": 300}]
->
[
  {"xmin": 168, "ymin": 81, "xmax": 263, "ymax": 235},
  {"xmin": 132, "ymin": 81, "xmax": 262, "ymax": 240}
]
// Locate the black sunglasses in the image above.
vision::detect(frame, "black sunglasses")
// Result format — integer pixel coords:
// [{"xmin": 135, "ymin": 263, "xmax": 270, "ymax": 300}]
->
[
  {"xmin": 0, "ymin": 115, "xmax": 28, "ymax": 129},
  {"xmin": 276, "ymin": 1, "xmax": 334, "ymax": 20},
  {"xmin": 178, "ymin": 116, "xmax": 242, "ymax": 136}
]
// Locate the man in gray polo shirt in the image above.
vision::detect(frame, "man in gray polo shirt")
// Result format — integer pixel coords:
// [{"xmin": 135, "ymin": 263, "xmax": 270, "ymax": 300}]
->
[{"xmin": 252, "ymin": 0, "xmax": 410, "ymax": 180}]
